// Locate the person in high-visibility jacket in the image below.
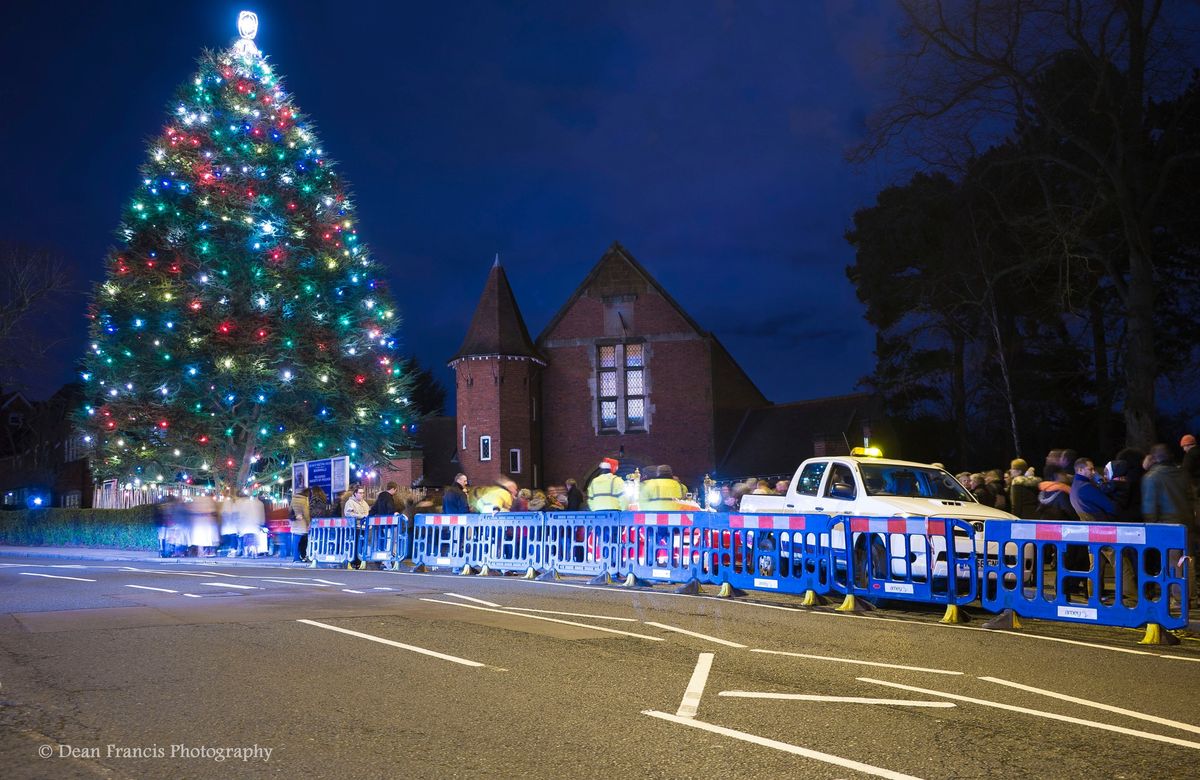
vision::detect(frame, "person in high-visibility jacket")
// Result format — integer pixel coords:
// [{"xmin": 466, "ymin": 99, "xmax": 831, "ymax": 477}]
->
[
  {"xmin": 586, "ymin": 458, "xmax": 626, "ymax": 510},
  {"xmin": 470, "ymin": 478, "xmax": 516, "ymax": 513},
  {"xmin": 640, "ymin": 465, "xmax": 688, "ymax": 510}
]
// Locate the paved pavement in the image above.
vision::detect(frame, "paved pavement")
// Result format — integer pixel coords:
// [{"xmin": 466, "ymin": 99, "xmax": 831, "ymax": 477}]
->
[{"xmin": 1, "ymin": 547, "xmax": 1198, "ymax": 779}]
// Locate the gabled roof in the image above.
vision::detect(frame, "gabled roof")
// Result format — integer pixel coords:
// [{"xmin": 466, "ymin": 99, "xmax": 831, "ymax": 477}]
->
[
  {"xmin": 536, "ymin": 241, "xmax": 707, "ymax": 344},
  {"xmin": 449, "ymin": 258, "xmax": 545, "ymax": 366},
  {"xmin": 716, "ymin": 393, "xmax": 887, "ymax": 479}
]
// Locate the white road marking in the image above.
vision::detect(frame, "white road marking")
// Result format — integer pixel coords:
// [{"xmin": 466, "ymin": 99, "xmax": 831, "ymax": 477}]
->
[
  {"xmin": 371, "ymin": 587, "xmax": 393, "ymax": 591},
  {"xmin": 642, "ymin": 710, "xmax": 925, "ymax": 780},
  {"xmin": 260, "ymin": 579, "xmax": 328, "ymax": 587},
  {"xmin": 1160, "ymin": 654, "xmax": 1200, "ymax": 663},
  {"xmin": 183, "ymin": 593, "xmax": 202, "ymax": 598},
  {"xmin": 19, "ymin": 572, "xmax": 97, "ymax": 582},
  {"xmin": 419, "ymin": 598, "xmax": 664, "ymax": 641},
  {"xmin": 342, "ymin": 589, "xmax": 365, "ymax": 594},
  {"xmin": 312, "ymin": 579, "xmax": 346, "ymax": 586},
  {"xmin": 676, "ymin": 652, "xmax": 714, "ymax": 718},
  {"xmin": 859, "ymin": 677, "xmax": 1200, "ymax": 750},
  {"xmin": 297, "ymin": 619, "xmax": 488, "ymax": 667},
  {"xmin": 121, "ymin": 568, "xmax": 219, "ymax": 578},
  {"xmin": 125, "ymin": 585, "xmax": 179, "ymax": 594},
  {"xmin": 49, "ymin": 565, "xmax": 88, "ymax": 569},
  {"xmin": 646, "ymin": 622, "xmax": 747, "ymax": 648},
  {"xmin": 719, "ymin": 691, "xmax": 955, "ymax": 708},
  {"xmin": 504, "ymin": 607, "xmax": 637, "ymax": 622},
  {"xmin": 979, "ymin": 676, "xmax": 1200, "ymax": 735},
  {"xmin": 752, "ymin": 648, "xmax": 962, "ymax": 676},
  {"xmin": 201, "ymin": 582, "xmax": 257, "ymax": 590},
  {"xmin": 444, "ymin": 592, "xmax": 503, "ymax": 607}
]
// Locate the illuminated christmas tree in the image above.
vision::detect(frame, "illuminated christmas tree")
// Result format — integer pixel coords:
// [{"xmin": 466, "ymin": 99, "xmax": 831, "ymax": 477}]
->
[{"xmin": 79, "ymin": 12, "xmax": 414, "ymax": 494}]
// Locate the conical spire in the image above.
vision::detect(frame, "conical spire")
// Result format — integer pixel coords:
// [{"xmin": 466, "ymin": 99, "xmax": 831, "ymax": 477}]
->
[{"xmin": 449, "ymin": 259, "xmax": 544, "ymax": 365}]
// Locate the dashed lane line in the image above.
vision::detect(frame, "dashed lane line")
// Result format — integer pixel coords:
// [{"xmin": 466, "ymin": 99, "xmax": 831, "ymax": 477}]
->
[
  {"xmin": 419, "ymin": 598, "xmax": 665, "ymax": 641},
  {"xmin": 125, "ymin": 585, "xmax": 179, "ymax": 594},
  {"xmin": 201, "ymin": 582, "xmax": 258, "ymax": 590},
  {"xmin": 444, "ymin": 592, "xmax": 503, "ymax": 607},
  {"xmin": 19, "ymin": 572, "xmax": 97, "ymax": 582},
  {"xmin": 719, "ymin": 691, "xmax": 955, "ymax": 707},
  {"xmin": 752, "ymin": 648, "xmax": 963, "ymax": 676},
  {"xmin": 342, "ymin": 589, "xmax": 365, "ymax": 594},
  {"xmin": 979, "ymin": 676, "xmax": 1200, "ymax": 735},
  {"xmin": 858, "ymin": 677, "xmax": 1200, "ymax": 750},
  {"xmin": 642, "ymin": 710, "xmax": 925, "ymax": 780},
  {"xmin": 297, "ymin": 619, "xmax": 492, "ymax": 668},
  {"xmin": 676, "ymin": 653, "xmax": 714, "ymax": 718},
  {"xmin": 646, "ymin": 621, "xmax": 747, "ymax": 648},
  {"xmin": 260, "ymin": 579, "xmax": 329, "ymax": 587},
  {"xmin": 503, "ymin": 607, "xmax": 638, "ymax": 622}
]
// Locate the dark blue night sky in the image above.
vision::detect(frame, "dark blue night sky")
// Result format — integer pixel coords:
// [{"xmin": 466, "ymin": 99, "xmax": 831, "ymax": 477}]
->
[{"xmin": 1, "ymin": 1, "xmax": 903, "ymax": 407}]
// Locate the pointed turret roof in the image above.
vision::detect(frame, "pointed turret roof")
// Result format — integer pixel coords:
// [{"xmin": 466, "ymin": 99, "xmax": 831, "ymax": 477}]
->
[{"xmin": 449, "ymin": 258, "xmax": 545, "ymax": 366}]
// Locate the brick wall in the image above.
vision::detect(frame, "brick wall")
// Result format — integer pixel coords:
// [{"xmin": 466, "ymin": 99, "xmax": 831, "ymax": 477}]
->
[
  {"xmin": 453, "ymin": 356, "xmax": 541, "ymax": 489},
  {"xmin": 539, "ymin": 275, "xmax": 717, "ymax": 490}
]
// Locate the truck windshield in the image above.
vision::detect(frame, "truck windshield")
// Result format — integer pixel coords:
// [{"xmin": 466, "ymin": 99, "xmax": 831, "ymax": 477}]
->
[{"xmin": 859, "ymin": 464, "xmax": 975, "ymax": 502}]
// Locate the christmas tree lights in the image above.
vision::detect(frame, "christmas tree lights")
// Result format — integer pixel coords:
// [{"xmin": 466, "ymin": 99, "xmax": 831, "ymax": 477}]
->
[{"xmin": 78, "ymin": 12, "xmax": 414, "ymax": 494}]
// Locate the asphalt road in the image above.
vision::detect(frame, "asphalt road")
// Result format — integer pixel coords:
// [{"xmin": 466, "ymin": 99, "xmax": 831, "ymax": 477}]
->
[{"xmin": 1, "ymin": 552, "xmax": 1198, "ymax": 780}]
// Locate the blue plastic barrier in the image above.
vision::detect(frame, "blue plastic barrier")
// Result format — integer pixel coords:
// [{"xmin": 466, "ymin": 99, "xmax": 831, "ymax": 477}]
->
[
  {"xmin": 411, "ymin": 514, "xmax": 475, "ymax": 570},
  {"xmin": 307, "ymin": 517, "xmax": 359, "ymax": 567},
  {"xmin": 982, "ymin": 520, "xmax": 1189, "ymax": 630},
  {"xmin": 615, "ymin": 512, "xmax": 710, "ymax": 584},
  {"xmin": 540, "ymin": 511, "xmax": 621, "ymax": 577},
  {"xmin": 710, "ymin": 513, "xmax": 834, "ymax": 596},
  {"xmin": 360, "ymin": 515, "xmax": 409, "ymax": 569},
  {"xmin": 471, "ymin": 512, "xmax": 544, "ymax": 573},
  {"xmin": 830, "ymin": 516, "xmax": 977, "ymax": 607}
]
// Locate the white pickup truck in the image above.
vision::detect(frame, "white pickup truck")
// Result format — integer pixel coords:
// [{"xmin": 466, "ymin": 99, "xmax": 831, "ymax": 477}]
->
[{"xmin": 739, "ymin": 453, "xmax": 1017, "ymax": 580}]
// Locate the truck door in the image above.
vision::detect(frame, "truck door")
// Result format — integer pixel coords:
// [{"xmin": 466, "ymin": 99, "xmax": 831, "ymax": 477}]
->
[
  {"xmin": 789, "ymin": 460, "xmax": 827, "ymax": 512},
  {"xmin": 814, "ymin": 461, "xmax": 856, "ymax": 512}
]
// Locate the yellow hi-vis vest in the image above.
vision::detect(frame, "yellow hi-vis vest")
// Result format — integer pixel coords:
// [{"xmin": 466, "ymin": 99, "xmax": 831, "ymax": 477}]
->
[
  {"xmin": 640, "ymin": 478, "xmax": 686, "ymax": 510},
  {"xmin": 587, "ymin": 472, "xmax": 626, "ymax": 510},
  {"xmin": 470, "ymin": 485, "xmax": 512, "ymax": 513}
]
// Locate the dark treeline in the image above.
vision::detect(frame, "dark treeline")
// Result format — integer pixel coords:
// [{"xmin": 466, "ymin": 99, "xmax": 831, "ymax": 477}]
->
[{"xmin": 846, "ymin": 0, "xmax": 1200, "ymax": 470}]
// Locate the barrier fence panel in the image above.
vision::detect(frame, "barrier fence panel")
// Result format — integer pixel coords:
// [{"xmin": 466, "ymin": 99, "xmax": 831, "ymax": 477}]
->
[
  {"xmin": 308, "ymin": 517, "xmax": 358, "ymax": 567},
  {"xmin": 411, "ymin": 515, "xmax": 475, "ymax": 570},
  {"xmin": 709, "ymin": 514, "xmax": 834, "ymax": 597},
  {"xmin": 615, "ymin": 513, "xmax": 711, "ymax": 584},
  {"xmin": 982, "ymin": 520, "xmax": 1189, "ymax": 630},
  {"xmin": 360, "ymin": 515, "xmax": 409, "ymax": 569},
  {"xmin": 830, "ymin": 517, "xmax": 978, "ymax": 606},
  {"xmin": 540, "ymin": 512, "xmax": 621, "ymax": 577},
  {"xmin": 472, "ymin": 512, "xmax": 545, "ymax": 573}
]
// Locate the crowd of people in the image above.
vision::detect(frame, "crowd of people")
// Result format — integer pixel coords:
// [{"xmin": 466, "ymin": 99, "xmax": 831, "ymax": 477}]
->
[{"xmin": 949, "ymin": 435, "xmax": 1199, "ymax": 527}]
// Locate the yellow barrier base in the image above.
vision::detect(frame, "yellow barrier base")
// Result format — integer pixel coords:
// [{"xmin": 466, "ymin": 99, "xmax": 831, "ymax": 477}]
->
[
  {"xmin": 1139, "ymin": 623, "xmax": 1181, "ymax": 646},
  {"xmin": 478, "ymin": 564, "xmax": 491, "ymax": 577},
  {"xmin": 716, "ymin": 582, "xmax": 733, "ymax": 598},
  {"xmin": 834, "ymin": 595, "xmax": 858, "ymax": 612},
  {"xmin": 623, "ymin": 573, "xmax": 641, "ymax": 588},
  {"xmin": 799, "ymin": 590, "xmax": 820, "ymax": 607},
  {"xmin": 939, "ymin": 604, "xmax": 966, "ymax": 624},
  {"xmin": 459, "ymin": 564, "xmax": 473, "ymax": 576},
  {"xmin": 522, "ymin": 567, "xmax": 537, "ymax": 580}
]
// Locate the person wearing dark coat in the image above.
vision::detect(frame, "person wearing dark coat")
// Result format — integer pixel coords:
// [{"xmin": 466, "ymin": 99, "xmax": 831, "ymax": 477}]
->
[
  {"xmin": 442, "ymin": 473, "xmax": 470, "ymax": 514},
  {"xmin": 370, "ymin": 482, "xmax": 398, "ymax": 515},
  {"xmin": 1101, "ymin": 460, "xmax": 1138, "ymax": 521},
  {"xmin": 1142, "ymin": 445, "xmax": 1194, "ymax": 524},
  {"xmin": 565, "ymin": 478, "xmax": 584, "ymax": 510}
]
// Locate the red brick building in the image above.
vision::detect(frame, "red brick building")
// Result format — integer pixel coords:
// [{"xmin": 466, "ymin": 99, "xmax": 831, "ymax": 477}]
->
[{"xmin": 423, "ymin": 242, "xmax": 894, "ymax": 491}]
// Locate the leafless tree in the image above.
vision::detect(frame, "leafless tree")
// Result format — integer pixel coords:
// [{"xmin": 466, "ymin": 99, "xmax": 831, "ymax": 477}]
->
[
  {"xmin": 854, "ymin": 0, "xmax": 1200, "ymax": 450},
  {"xmin": 0, "ymin": 244, "xmax": 73, "ymax": 391}
]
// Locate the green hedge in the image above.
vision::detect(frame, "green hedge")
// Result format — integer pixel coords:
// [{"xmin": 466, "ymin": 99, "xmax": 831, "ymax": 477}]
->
[{"xmin": 0, "ymin": 506, "xmax": 159, "ymax": 550}]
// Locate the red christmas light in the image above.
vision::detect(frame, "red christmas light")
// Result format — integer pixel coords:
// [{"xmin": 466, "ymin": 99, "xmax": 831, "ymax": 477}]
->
[
  {"xmin": 217, "ymin": 322, "xmax": 232, "ymax": 334},
  {"xmin": 355, "ymin": 374, "xmax": 367, "ymax": 385},
  {"xmin": 189, "ymin": 300, "xmax": 202, "ymax": 311},
  {"xmin": 198, "ymin": 435, "xmax": 209, "ymax": 444},
  {"xmin": 158, "ymin": 420, "xmax": 169, "ymax": 429}
]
